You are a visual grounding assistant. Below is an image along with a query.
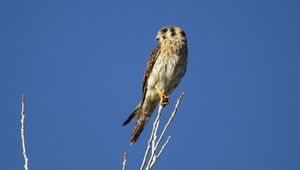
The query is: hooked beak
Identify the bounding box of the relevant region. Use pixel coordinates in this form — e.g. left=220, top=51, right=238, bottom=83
left=156, top=35, right=159, bottom=41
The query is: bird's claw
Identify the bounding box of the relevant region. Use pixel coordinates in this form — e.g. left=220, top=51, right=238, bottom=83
left=155, top=86, right=169, bottom=107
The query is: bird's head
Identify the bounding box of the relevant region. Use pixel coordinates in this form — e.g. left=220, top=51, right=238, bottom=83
left=156, top=26, right=186, bottom=42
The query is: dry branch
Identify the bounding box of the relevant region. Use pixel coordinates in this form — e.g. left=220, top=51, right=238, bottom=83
left=140, top=93, right=184, bottom=170
left=21, top=95, right=29, bottom=170
left=122, top=151, right=127, bottom=170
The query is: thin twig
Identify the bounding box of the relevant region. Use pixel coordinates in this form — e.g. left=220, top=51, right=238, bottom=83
left=157, top=136, right=171, bottom=158
left=141, top=93, right=184, bottom=170
left=148, top=93, right=184, bottom=169
left=140, top=135, right=151, bottom=170
left=146, top=104, right=163, bottom=170
left=155, top=93, right=184, bottom=150
left=122, top=151, right=127, bottom=170
left=21, top=95, right=29, bottom=170
left=140, top=105, right=163, bottom=170
left=150, top=136, right=171, bottom=169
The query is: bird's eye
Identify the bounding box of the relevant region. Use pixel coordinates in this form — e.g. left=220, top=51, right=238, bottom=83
left=170, top=28, right=176, bottom=36
left=162, top=28, right=168, bottom=33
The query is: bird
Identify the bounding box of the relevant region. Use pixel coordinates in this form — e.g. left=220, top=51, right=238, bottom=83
left=123, top=26, right=188, bottom=145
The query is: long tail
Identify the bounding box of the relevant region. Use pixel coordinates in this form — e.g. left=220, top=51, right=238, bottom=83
left=123, top=104, right=141, bottom=126
left=130, top=115, right=149, bottom=145
left=123, top=103, right=149, bottom=144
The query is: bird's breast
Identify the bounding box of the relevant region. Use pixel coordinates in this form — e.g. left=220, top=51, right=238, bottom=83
left=148, top=55, right=182, bottom=92
left=147, top=41, right=187, bottom=95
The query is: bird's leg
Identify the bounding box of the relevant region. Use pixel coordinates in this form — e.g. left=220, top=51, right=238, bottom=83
left=155, top=85, right=169, bottom=107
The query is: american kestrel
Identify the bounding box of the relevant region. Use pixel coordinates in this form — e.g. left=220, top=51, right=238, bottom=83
left=123, top=26, right=188, bottom=144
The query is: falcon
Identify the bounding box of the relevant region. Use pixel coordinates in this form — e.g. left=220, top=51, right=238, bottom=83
left=123, top=26, right=188, bottom=144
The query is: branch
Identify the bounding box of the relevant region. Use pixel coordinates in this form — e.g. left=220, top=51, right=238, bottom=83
left=122, top=151, right=127, bottom=170
left=21, top=95, right=29, bottom=170
left=146, top=105, right=163, bottom=169
left=155, top=93, right=184, bottom=150
left=140, top=92, right=184, bottom=170
left=140, top=104, right=163, bottom=170
left=157, top=136, right=171, bottom=158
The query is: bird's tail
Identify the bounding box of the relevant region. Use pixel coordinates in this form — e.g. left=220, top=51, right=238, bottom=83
left=123, top=104, right=141, bottom=126
left=130, top=115, right=149, bottom=145
left=122, top=102, right=149, bottom=144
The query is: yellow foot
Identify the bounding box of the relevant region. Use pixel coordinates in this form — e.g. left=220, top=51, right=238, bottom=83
left=155, top=86, right=169, bottom=107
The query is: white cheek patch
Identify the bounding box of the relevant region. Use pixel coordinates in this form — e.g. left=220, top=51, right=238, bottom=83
left=166, top=31, right=172, bottom=38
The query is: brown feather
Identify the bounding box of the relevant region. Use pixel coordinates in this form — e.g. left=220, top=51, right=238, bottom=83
left=122, top=106, right=140, bottom=126
left=128, top=45, right=161, bottom=144
left=130, top=115, right=149, bottom=145
left=141, top=44, right=161, bottom=106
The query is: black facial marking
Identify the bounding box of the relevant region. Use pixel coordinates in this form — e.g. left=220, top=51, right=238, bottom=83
left=162, top=28, right=168, bottom=33
left=170, top=27, right=176, bottom=36
left=181, top=30, right=186, bottom=37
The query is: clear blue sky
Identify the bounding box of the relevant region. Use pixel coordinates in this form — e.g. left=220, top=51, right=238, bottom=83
left=1, top=0, right=299, bottom=169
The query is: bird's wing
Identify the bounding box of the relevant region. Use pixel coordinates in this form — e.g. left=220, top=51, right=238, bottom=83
left=141, top=44, right=161, bottom=106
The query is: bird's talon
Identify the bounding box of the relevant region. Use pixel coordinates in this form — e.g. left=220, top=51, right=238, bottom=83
left=155, top=86, right=169, bottom=107
left=161, top=101, right=168, bottom=107
left=161, top=95, right=169, bottom=107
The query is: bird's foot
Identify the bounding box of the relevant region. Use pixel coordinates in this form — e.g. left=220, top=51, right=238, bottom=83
left=161, top=97, right=169, bottom=107
left=155, top=86, right=169, bottom=107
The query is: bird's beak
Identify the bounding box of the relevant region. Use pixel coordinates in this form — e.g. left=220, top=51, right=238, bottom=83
left=156, top=36, right=159, bottom=41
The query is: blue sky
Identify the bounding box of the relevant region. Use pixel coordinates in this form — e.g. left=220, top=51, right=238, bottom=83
left=1, top=0, right=300, bottom=169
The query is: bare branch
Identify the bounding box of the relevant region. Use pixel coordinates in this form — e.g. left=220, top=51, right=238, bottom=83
left=146, top=104, right=163, bottom=170
left=155, top=93, right=184, bottom=150
left=122, top=151, right=127, bottom=170
left=140, top=104, right=163, bottom=170
left=150, top=136, right=171, bottom=169
left=157, top=136, right=171, bottom=158
left=140, top=93, right=184, bottom=170
left=21, top=95, right=29, bottom=170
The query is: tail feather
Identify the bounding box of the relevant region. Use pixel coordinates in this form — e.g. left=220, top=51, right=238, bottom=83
left=123, top=106, right=140, bottom=126
left=130, top=115, right=149, bottom=145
